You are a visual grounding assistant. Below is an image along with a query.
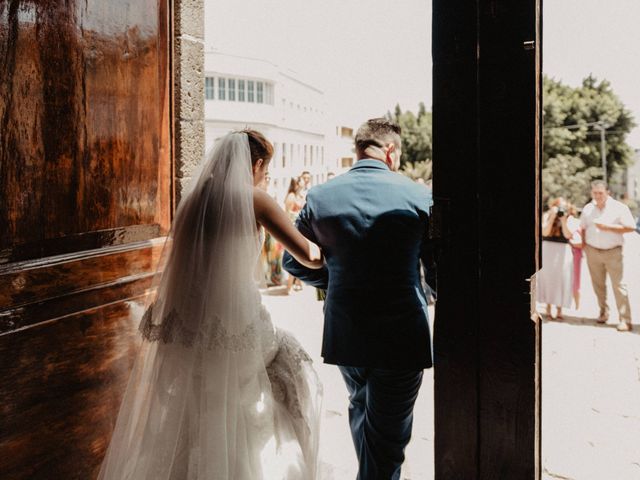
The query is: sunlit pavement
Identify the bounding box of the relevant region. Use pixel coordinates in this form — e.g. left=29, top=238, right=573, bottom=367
left=261, top=286, right=435, bottom=480
left=541, top=232, right=640, bottom=480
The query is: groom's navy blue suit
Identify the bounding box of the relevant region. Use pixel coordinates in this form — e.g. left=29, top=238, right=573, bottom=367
left=283, top=159, right=433, bottom=480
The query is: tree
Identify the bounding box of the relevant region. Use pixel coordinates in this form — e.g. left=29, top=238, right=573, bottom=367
left=387, top=103, right=433, bottom=181
left=543, top=75, right=636, bottom=207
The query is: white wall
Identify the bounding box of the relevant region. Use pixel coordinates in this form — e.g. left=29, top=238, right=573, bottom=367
left=203, top=52, right=355, bottom=204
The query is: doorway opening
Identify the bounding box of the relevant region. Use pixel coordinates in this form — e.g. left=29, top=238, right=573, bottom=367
left=204, top=0, right=435, bottom=477
left=540, top=2, right=640, bottom=479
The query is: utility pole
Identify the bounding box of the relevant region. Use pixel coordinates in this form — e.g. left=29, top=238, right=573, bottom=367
left=547, top=120, right=612, bottom=184
left=594, top=121, right=609, bottom=184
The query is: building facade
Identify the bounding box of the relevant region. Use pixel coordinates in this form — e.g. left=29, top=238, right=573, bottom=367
left=625, top=149, right=640, bottom=215
left=203, top=52, right=354, bottom=203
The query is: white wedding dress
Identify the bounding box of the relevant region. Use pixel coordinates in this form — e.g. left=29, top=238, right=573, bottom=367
left=98, top=133, right=322, bottom=480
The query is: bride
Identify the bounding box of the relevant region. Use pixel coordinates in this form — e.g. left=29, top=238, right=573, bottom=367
left=98, top=130, right=324, bottom=480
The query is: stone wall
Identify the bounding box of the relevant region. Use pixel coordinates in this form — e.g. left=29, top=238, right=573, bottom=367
left=174, top=0, right=205, bottom=202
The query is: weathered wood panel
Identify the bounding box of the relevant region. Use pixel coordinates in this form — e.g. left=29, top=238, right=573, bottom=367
left=0, top=300, right=145, bottom=480
left=433, top=0, right=540, bottom=478
left=0, top=240, right=163, bottom=334
left=0, top=240, right=164, bottom=313
left=0, top=224, right=161, bottom=265
left=0, top=1, right=172, bottom=478
left=0, top=0, right=171, bottom=254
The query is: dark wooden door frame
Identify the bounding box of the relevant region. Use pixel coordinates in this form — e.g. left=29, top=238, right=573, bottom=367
left=432, top=1, right=542, bottom=478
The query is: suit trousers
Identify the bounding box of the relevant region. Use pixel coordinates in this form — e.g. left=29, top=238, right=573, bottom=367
left=584, top=245, right=632, bottom=324
left=338, top=366, right=424, bottom=480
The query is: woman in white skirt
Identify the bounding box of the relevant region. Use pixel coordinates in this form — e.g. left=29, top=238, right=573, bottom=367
left=538, top=197, right=576, bottom=319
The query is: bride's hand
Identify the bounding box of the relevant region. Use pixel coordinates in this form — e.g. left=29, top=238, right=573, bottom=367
left=307, top=240, right=324, bottom=268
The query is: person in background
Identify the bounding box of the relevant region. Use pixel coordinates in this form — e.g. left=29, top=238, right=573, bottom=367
left=567, top=203, right=583, bottom=309
left=259, top=174, right=285, bottom=287
left=285, top=176, right=306, bottom=219
left=538, top=197, right=575, bottom=320
left=284, top=176, right=306, bottom=293
left=580, top=180, right=636, bottom=331
left=300, top=170, right=312, bottom=199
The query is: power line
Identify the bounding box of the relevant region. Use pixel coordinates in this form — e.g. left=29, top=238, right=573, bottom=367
left=543, top=121, right=608, bottom=131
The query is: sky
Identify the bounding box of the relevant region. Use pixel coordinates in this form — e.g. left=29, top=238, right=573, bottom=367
left=206, top=0, right=640, bottom=147
left=544, top=0, right=640, bottom=148
left=205, top=0, right=431, bottom=126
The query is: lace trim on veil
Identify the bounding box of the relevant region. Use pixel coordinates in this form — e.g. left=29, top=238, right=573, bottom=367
left=139, top=303, right=259, bottom=352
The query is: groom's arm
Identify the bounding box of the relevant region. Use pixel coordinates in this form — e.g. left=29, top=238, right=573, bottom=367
left=283, top=202, right=329, bottom=289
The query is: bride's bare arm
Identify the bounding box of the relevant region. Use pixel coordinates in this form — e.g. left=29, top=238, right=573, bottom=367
left=254, top=188, right=323, bottom=269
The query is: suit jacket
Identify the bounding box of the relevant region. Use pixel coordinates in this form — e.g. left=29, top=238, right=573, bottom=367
left=283, top=159, right=433, bottom=369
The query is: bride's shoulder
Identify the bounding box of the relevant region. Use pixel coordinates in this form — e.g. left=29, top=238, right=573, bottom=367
left=253, top=187, right=278, bottom=214
left=253, top=186, right=271, bottom=204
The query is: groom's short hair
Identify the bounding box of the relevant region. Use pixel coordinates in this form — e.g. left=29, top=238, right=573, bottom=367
left=355, top=118, right=402, bottom=156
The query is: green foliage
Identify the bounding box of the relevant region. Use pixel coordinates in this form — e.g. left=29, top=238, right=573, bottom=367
left=387, top=102, right=433, bottom=181
left=543, top=75, right=636, bottom=206
left=541, top=155, right=600, bottom=207
left=401, top=159, right=432, bottom=182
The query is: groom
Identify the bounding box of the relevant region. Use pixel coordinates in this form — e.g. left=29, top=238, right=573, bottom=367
left=283, top=118, right=433, bottom=480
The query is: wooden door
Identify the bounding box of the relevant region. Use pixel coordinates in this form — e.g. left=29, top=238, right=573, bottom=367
left=0, top=1, right=171, bottom=478
left=432, top=1, right=542, bottom=478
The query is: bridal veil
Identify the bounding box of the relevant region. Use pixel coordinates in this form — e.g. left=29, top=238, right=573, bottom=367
left=98, top=132, right=320, bottom=480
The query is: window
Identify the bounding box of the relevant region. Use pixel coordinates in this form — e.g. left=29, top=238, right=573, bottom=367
left=218, top=77, right=226, bottom=100
left=228, top=79, right=236, bottom=101
left=205, top=77, right=215, bottom=100
left=238, top=80, right=245, bottom=101
left=282, top=143, right=286, bottom=168
left=248, top=81, right=255, bottom=102
left=257, top=82, right=264, bottom=104
left=340, top=127, right=354, bottom=138
left=310, top=146, right=314, bottom=166
left=341, top=157, right=354, bottom=168
left=266, top=84, right=274, bottom=104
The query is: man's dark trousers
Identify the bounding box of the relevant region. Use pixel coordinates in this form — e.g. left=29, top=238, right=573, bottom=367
left=339, top=366, right=424, bottom=480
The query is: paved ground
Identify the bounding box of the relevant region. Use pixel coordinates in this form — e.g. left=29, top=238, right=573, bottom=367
left=541, top=232, right=640, bottom=480
left=261, top=287, right=434, bottom=480
left=261, top=232, right=640, bottom=480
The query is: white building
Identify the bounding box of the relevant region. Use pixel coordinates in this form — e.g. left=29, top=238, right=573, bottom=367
left=203, top=52, right=355, bottom=204
left=625, top=149, right=640, bottom=215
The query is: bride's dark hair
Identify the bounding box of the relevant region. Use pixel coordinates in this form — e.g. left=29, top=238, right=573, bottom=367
left=240, top=128, right=274, bottom=165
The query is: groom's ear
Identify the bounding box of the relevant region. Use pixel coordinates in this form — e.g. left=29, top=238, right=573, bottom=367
left=384, top=144, right=396, bottom=169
